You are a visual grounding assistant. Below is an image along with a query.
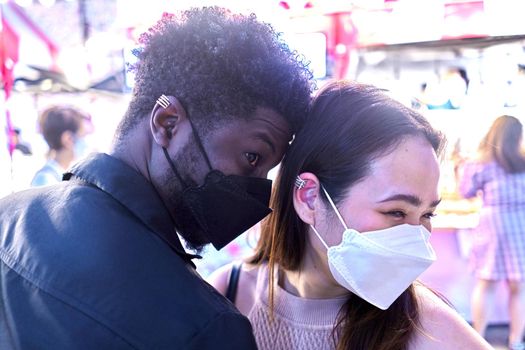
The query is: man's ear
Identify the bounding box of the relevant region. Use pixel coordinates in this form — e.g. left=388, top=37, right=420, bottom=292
left=150, top=96, right=188, bottom=148
left=292, top=172, right=321, bottom=226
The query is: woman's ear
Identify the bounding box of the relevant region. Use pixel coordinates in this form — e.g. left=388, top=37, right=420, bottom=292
left=150, top=95, right=188, bottom=148
left=292, top=172, right=321, bottom=225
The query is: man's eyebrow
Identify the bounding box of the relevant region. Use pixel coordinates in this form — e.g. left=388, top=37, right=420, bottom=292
left=254, top=132, right=276, bottom=153
left=377, top=194, right=442, bottom=208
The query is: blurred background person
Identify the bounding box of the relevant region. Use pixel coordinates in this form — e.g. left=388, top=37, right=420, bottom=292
left=419, top=66, right=469, bottom=110
left=31, top=105, right=91, bottom=187
left=458, top=115, right=525, bottom=350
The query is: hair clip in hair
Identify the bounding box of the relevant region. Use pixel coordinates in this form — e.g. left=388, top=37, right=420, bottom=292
left=295, top=176, right=307, bottom=189
left=156, top=94, right=171, bottom=109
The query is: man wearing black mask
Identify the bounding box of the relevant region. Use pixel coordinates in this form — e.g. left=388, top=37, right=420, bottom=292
left=0, top=7, right=312, bottom=349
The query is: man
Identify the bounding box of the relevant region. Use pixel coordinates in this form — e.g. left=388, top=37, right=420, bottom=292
left=31, top=105, right=90, bottom=187
left=0, top=7, right=312, bottom=349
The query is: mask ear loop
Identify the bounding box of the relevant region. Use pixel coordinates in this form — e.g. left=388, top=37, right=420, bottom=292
left=155, top=95, right=191, bottom=188
left=310, top=224, right=329, bottom=250
left=295, top=176, right=340, bottom=250
left=156, top=94, right=213, bottom=174
left=320, top=186, right=349, bottom=230
left=186, top=118, right=213, bottom=172
left=162, top=147, right=187, bottom=187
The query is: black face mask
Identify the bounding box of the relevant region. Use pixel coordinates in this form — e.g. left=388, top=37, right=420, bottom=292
left=162, top=127, right=272, bottom=250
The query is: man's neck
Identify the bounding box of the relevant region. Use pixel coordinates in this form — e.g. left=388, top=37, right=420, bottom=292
left=110, top=123, right=152, bottom=182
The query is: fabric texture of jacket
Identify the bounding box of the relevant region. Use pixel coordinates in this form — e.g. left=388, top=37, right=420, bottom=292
left=0, top=153, right=257, bottom=349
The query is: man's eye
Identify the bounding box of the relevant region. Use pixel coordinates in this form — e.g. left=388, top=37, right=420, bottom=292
left=245, top=152, right=260, bottom=167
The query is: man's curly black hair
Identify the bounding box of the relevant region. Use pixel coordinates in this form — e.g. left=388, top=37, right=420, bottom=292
left=116, top=6, right=313, bottom=138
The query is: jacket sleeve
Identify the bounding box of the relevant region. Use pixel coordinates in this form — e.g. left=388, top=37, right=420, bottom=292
left=187, top=311, right=258, bottom=350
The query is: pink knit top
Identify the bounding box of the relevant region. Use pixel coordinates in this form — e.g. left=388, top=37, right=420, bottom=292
left=248, top=264, right=347, bottom=350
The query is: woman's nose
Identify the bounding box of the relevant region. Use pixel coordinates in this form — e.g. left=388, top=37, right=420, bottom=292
left=406, top=216, right=421, bottom=226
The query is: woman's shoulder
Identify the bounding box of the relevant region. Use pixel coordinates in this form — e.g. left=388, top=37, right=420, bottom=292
left=409, top=284, right=492, bottom=350
left=207, top=261, right=265, bottom=315
left=207, top=261, right=262, bottom=292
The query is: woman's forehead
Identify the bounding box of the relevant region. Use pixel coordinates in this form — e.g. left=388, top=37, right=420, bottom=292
left=349, top=137, right=440, bottom=204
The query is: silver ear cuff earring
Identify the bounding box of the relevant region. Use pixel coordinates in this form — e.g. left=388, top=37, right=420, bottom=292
left=156, top=94, right=171, bottom=109
left=295, top=176, right=306, bottom=189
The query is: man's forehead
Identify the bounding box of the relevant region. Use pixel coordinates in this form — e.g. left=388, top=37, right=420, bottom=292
left=248, top=107, right=292, bottom=139
left=209, top=107, right=292, bottom=148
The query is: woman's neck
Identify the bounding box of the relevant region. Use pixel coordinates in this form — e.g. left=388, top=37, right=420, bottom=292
left=280, top=245, right=349, bottom=299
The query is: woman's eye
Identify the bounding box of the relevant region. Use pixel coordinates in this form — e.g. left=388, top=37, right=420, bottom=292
left=244, top=152, right=260, bottom=167
left=423, top=212, right=437, bottom=220
left=386, top=210, right=407, bottom=219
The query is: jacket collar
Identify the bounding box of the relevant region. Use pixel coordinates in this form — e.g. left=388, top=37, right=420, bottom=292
left=64, top=153, right=199, bottom=266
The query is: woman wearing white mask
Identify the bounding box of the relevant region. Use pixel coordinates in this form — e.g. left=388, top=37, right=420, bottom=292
left=209, top=81, right=491, bottom=349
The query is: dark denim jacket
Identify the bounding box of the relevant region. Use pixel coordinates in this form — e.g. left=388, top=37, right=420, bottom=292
left=0, top=153, right=257, bottom=349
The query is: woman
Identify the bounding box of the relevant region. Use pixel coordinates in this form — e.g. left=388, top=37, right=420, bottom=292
left=459, top=115, right=525, bottom=350
left=210, top=81, right=491, bottom=349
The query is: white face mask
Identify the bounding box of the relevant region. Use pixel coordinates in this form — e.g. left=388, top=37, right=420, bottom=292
left=311, top=186, right=436, bottom=310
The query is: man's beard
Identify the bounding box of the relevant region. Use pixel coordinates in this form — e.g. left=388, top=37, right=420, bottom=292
left=163, top=139, right=210, bottom=253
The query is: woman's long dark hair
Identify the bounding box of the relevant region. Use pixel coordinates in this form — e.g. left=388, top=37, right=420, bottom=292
left=478, top=115, right=525, bottom=173
left=250, top=81, right=445, bottom=350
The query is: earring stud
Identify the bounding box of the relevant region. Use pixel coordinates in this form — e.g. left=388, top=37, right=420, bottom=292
left=295, top=176, right=306, bottom=189
left=156, top=94, right=170, bottom=109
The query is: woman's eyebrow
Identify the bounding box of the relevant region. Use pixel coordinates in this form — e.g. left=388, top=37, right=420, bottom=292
left=377, top=194, right=442, bottom=207
left=430, top=198, right=442, bottom=207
